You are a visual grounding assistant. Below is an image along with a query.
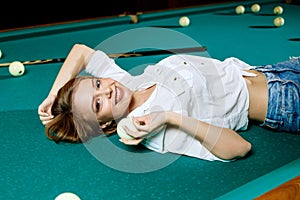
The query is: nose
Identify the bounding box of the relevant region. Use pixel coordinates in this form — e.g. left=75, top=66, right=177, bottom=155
left=95, top=87, right=112, bottom=98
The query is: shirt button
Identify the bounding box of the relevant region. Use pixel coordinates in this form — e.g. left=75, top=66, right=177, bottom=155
left=173, top=76, right=180, bottom=81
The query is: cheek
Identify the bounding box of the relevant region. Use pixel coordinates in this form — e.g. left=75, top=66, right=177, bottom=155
left=111, top=105, right=126, bottom=119
left=98, top=97, right=129, bottom=121
left=97, top=101, right=114, bottom=121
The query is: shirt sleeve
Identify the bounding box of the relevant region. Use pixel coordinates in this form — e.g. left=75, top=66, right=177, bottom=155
left=85, top=50, right=132, bottom=81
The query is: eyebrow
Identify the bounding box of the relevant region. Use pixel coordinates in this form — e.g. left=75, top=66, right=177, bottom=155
left=91, top=78, right=96, bottom=113
left=91, top=77, right=95, bottom=88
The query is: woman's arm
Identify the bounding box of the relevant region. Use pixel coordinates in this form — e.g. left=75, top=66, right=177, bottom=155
left=166, top=112, right=252, bottom=160
left=47, top=44, right=95, bottom=96
left=38, top=44, right=95, bottom=124
left=122, top=111, right=252, bottom=160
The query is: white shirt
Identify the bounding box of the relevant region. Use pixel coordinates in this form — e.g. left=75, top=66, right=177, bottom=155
left=85, top=51, right=256, bottom=161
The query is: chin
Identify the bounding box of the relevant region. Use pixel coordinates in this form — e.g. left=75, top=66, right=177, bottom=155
left=113, top=100, right=131, bottom=120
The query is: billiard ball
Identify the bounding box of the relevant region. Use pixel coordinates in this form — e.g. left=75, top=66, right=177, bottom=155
left=0, top=49, right=2, bottom=59
left=274, top=16, right=285, bottom=27
left=55, top=192, right=81, bottom=200
left=235, top=5, right=245, bottom=14
left=8, top=61, right=25, bottom=76
left=251, top=4, right=261, bottom=13
left=274, top=6, right=284, bottom=15
left=179, top=16, right=190, bottom=27
left=117, top=117, right=136, bottom=140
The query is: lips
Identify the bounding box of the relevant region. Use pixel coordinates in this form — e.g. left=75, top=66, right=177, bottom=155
left=115, top=85, right=122, bottom=105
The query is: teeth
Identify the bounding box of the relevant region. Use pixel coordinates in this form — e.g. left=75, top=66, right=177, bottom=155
left=115, top=86, right=120, bottom=104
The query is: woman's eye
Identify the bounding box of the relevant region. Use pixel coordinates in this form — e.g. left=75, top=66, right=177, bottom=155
left=96, top=79, right=101, bottom=88
left=95, top=99, right=101, bottom=112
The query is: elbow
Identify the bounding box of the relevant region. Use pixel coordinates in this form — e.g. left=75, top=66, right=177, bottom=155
left=237, top=140, right=252, bottom=158
left=72, top=44, right=91, bottom=53
left=73, top=43, right=86, bottom=48
left=221, top=141, right=252, bottom=161
left=72, top=43, right=84, bottom=50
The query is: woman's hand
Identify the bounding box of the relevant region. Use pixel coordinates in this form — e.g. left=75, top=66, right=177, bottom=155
left=38, top=94, right=56, bottom=125
left=120, top=111, right=168, bottom=145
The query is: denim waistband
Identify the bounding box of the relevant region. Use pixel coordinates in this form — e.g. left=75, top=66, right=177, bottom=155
left=254, top=56, right=300, bottom=134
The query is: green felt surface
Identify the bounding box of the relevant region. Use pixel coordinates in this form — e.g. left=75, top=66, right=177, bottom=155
left=1, top=110, right=300, bottom=199
left=1, top=0, right=300, bottom=199
left=217, top=158, right=300, bottom=199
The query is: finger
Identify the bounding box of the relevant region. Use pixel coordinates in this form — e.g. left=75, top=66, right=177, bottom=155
left=132, top=121, right=150, bottom=132
left=38, top=112, right=50, bottom=117
left=39, top=114, right=54, bottom=119
left=131, top=118, right=150, bottom=132
left=40, top=115, right=54, bottom=122
left=38, top=107, right=48, bottom=114
left=119, top=138, right=143, bottom=145
left=132, top=116, right=147, bottom=126
left=41, top=118, right=54, bottom=125
left=38, top=108, right=53, bottom=116
left=42, top=120, right=50, bottom=125
left=124, top=126, right=148, bottom=138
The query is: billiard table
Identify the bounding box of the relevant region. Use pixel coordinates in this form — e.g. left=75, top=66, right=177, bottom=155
left=1, top=0, right=299, bottom=199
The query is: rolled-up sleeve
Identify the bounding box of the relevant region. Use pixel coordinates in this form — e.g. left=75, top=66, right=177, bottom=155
left=85, top=50, right=131, bottom=82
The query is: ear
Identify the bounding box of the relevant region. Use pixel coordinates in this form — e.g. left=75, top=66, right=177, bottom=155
left=99, top=121, right=112, bottom=129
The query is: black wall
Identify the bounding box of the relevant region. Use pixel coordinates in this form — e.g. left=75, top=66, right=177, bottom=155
left=1, top=0, right=292, bottom=31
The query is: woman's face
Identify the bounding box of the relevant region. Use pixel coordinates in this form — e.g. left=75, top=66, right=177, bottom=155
left=72, top=77, right=133, bottom=123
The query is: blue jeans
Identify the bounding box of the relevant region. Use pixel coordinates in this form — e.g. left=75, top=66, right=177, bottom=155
left=254, top=56, right=300, bottom=134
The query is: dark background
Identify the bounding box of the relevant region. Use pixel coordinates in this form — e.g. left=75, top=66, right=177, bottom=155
left=1, top=0, right=297, bottom=31
left=0, top=0, right=242, bottom=31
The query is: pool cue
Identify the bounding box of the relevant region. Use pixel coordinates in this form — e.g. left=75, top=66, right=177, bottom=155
left=0, top=46, right=206, bottom=67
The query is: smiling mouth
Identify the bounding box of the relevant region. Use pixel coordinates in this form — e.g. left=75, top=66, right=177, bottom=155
left=115, top=86, right=121, bottom=105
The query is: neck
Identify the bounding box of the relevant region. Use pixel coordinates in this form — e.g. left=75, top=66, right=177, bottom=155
left=129, top=84, right=156, bottom=112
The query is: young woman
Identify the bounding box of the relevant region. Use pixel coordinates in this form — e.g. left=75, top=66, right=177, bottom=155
left=38, top=44, right=300, bottom=162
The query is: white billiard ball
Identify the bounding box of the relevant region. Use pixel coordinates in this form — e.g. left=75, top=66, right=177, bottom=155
left=274, top=16, right=285, bottom=27
left=179, top=16, right=190, bottom=27
left=274, top=6, right=284, bottom=15
left=251, top=4, right=261, bottom=13
left=55, top=192, right=81, bottom=200
left=117, top=117, right=136, bottom=140
left=235, top=5, right=245, bottom=14
left=8, top=61, right=25, bottom=77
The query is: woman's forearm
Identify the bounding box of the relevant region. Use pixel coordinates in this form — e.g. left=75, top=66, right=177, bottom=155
left=48, top=44, right=95, bottom=96
left=166, top=111, right=251, bottom=160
